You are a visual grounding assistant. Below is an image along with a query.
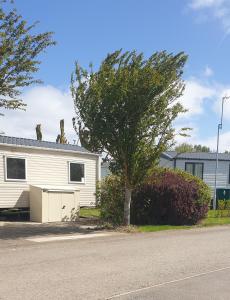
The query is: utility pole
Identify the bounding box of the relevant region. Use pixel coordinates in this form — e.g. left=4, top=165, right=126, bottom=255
left=213, top=96, right=230, bottom=210
left=0, top=112, right=5, bottom=135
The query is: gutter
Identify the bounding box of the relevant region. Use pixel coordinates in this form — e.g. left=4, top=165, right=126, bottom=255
left=0, top=142, right=100, bottom=158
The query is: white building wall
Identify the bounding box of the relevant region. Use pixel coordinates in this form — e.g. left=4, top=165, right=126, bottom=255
left=0, top=145, right=99, bottom=208
left=101, top=162, right=111, bottom=178
left=159, top=157, right=174, bottom=168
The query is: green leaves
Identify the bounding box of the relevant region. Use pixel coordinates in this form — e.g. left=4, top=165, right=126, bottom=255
left=71, top=49, right=188, bottom=187
left=0, top=3, right=55, bottom=109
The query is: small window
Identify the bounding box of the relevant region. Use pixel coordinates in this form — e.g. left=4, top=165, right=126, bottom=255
left=69, top=162, right=85, bottom=183
left=185, top=162, right=203, bottom=179
left=5, top=157, right=26, bottom=181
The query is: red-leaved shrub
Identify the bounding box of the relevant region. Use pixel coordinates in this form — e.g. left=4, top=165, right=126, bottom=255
left=131, top=169, right=211, bottom=225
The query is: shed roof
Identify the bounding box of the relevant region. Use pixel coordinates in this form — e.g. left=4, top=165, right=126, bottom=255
left=164, top=151, right=230, bottom=161
left=0, top=135, right=96, bottom=155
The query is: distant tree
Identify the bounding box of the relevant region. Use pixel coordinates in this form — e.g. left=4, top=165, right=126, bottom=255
left=175, top=143, right=194, bottom=153
left=0, top=2, right=55, bottom=110
left=36, top=124, right=42, bottom=141
left=71, top=49, right=188, bottom=225
left=175, top=143, right=210, bottom=153
left=193, top=144, right=210, bottom=152
left=56, top=119, right=68, bottom=144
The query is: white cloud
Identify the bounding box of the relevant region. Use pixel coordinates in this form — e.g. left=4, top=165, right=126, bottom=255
left=175, top=130, right=227, bottom=152
left=189, top=0, right=230, bottom=34
left=194, top=131, right=230, bottom=152
left=190, top=0, right=224, bottom=10
left=175, top=78, right=230, bottom=151
left=0, top=85, right=78, bottom=143
left=179, top=79, right=216, bottom=117
left=1, top=80, right=229, bottom=152
left=204, top=66, right=214, bottom=77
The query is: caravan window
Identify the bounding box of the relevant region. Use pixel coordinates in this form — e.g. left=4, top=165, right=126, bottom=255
left=185, top=162, right=203, bottom=179
left=5, top=157, right=26, bottom=181
left=69, top=162, right=85, bottom=183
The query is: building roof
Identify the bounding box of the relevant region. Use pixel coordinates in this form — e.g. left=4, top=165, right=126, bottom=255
left=163, top=151, right=230, bottom=161
left=0, top=135, right=96, bottom=155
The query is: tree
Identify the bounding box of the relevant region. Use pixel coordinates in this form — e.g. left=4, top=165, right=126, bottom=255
left=175, top=143, right=194, bottom=153
left=0, top=2, right=55, bottom=110
left=193, top=144, right=210, bottom=152
left=175, top=143, right=210, bottom=153
left=71, top=49, right=188, bottom=225
left=56, top=119, right=68, bottom=144
left=36, top=124, right=42, bottom=141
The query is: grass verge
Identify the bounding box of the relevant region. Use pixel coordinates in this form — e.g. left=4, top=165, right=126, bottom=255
left=79, top=208, right=230, bottom=231
left=137, top=225, right=191, bottom=232
left=78, top=208, right=230, bottom=232
left=80, top=207, right=100, bottom=218
left=201, top=210, right=230, bottom=226
left=138, top=210, right=230, bottom=232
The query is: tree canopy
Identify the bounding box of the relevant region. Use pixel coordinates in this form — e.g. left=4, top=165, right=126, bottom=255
left=71, top=49, right=188, bottom=225
left=0, top=2, right=55, bottom=110
left=175, top=143, right=210, bottom=153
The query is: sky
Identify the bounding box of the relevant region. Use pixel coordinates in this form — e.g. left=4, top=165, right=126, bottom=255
left=1, top=0, right=230, bottom=151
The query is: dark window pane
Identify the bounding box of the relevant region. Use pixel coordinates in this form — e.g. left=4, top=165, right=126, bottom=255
left=70, top=163, right=84, bottom=182
left=7, top=158, right=26, bottom=180
left=194, top=164, right=203, bottom=179
left=185, top=162, right=203, bottom=179
left=185, top=163, right=193, bottom=174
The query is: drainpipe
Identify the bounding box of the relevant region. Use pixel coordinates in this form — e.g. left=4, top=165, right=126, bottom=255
left=173, top=158, right=177, bottom=169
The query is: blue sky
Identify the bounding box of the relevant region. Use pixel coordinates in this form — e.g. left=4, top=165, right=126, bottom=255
left=2, top=0, right=230, bottom=151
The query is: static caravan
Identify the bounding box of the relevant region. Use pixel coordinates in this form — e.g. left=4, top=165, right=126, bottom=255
left=101, top=151, right=230, bottom=202
left=0, top=135, right=100, bottom=220
left=160, top=151, right=230, bottom=200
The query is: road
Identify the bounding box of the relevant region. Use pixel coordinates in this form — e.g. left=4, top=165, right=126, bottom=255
left=0, top=225, right=230, bottom=299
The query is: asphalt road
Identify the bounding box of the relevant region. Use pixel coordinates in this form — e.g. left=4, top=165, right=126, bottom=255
left=1, top=226, right=230, bottom=299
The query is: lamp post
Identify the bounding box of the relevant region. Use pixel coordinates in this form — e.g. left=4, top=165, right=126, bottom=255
left=213, top=96, right=230, bottom=210
left=0, top=113, right=4, bottom=135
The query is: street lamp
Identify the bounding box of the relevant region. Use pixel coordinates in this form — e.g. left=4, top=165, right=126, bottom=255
left=213, top=95, right=230, bottom=210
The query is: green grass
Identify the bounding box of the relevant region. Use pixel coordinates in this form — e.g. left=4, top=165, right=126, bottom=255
left=200, top=210, right=230, bottom=226
left=137, top=210, right=230, bottom=232
left=78, top=208, right=230, bottom=231
left=79, top=207, right=100, bottom=218
left=137, top=225, right=191, bottom=232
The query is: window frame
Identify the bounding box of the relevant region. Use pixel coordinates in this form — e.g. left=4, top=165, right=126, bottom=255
left=68, top=161, right=85, bottom=184
left=185, top=162, right=204, bottom=179
left=4, top=155, right=27, bottom=182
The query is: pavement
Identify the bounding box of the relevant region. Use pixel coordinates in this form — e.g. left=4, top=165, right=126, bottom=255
left=0, top=224, right=230, bottom=299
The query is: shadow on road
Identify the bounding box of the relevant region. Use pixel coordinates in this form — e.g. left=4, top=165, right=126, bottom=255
left=0, top=218, right=102, bottom=240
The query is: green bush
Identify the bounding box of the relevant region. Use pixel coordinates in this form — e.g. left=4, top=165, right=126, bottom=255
left=97, top=175, right=124, bottom=225
left=218, top=200, right=226, bottom=210
left=97, top=168, right=211, bottom=226
left=217, top=200, right=230, bottom=217
left=131, top=168, right=211, bottom=225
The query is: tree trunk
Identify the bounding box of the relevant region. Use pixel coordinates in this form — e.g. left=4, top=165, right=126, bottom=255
left=124, top=187, right=132, bottom=226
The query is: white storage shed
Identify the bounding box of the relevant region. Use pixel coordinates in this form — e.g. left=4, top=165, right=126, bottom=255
left=30, top=185, right=80, bottom=223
